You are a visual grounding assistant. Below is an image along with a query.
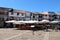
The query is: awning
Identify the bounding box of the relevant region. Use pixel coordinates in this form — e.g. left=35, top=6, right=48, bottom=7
left=50, top=21, right=60, bottom=23
left=13, top=21, right=38, bottom=24
left=13, top=21, right=25, bottom=24
left=5, top=20, right=16, bottom=23
left=38, top=20, right=50, bottom=23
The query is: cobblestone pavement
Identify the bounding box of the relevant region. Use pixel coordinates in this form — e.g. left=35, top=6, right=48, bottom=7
left=0, top=28, right=60, bottom=40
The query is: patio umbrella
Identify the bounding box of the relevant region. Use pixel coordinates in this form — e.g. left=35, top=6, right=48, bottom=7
left=13, top=20, right=38, bottom=24
left=50, top=21, right=60, bottom=24
left=5, top=20, right=16, bottom=23
left=24, top=21, right=38, bottom=24
left=13, top=21, right=25, bottom=24
left=39, top=20, right=50, bottom=23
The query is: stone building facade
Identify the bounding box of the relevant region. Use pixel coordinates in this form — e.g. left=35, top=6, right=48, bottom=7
left=0, top=7, right=60, bottom=27
left=0, top=7, right=13, bottom=27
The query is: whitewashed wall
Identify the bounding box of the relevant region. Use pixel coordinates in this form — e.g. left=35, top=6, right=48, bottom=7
left=9, top=12, right=17, bottom=17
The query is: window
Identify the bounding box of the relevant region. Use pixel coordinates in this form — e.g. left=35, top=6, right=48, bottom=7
left=11, top=12, right=13, bottom=15
left=0, top=18, right=2, bottom=21
left=30, top=12, right=32, bottom=16
left=33, top=16, right=35, bottom=18
left=22, top=13, right=24, bottom=16
left=5, top=12, right=8, bottom=15
left=10, top=17, right=14, bottom=20
left=59, top=16, right=60, bottom=19
left=39, top=15, right=42, bottom=18
left=17, top=13, right=19, bottom=15
left=38, top=19, right=41, bottom=21
left=9, top=9, right=13, bottom=12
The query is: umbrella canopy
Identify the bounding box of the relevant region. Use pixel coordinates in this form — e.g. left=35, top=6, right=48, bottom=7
left=13, top=21, right=25, bottom=24
left=24, top=21, right=38, bottom=23
left=13, top=20, right=38, bottom=24
left=31, top=25, right=35, bottom=27
left=5, top=20, right=16, bottom=23
left=39, top=20, right=50, bottom=23
left=50, top=21, right=60, bottom=23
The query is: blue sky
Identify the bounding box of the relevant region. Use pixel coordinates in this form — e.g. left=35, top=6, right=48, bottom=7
left=0, top=0, right=60, bottom=12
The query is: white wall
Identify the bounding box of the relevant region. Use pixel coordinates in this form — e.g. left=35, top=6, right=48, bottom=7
left=9, top=12, right=25, bottom=17
left=9, top=12, right=17, bottom=17
left=18, top=13, right=25, bottom=17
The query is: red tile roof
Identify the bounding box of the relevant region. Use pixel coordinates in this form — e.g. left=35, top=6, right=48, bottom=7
left=0, top=7, right=11, bottom=11
left=13, top=10, right=29, bottom=13
left=57, top=13, right=60, bottom=16
left=41, top=12, right=48, bottom=15
left=32, top=12, right=41, bottom=14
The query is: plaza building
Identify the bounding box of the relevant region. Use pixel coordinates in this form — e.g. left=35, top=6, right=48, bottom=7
left=0, top=7, right=60, bottom=28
